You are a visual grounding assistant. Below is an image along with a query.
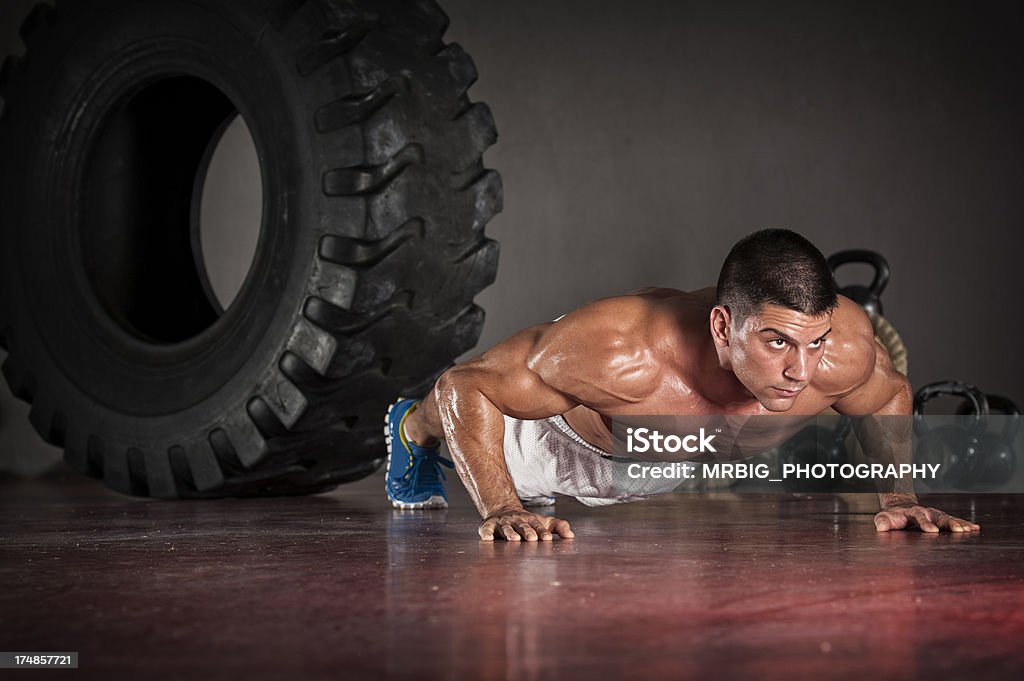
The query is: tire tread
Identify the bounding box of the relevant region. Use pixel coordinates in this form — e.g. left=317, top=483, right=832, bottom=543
left=1, top=0, right=501, bottom=499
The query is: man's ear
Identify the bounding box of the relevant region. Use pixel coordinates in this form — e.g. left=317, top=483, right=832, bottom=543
left=710, top=305, right=732, bottom=347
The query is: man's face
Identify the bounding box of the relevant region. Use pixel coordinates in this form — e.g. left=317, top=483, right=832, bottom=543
left=720, top=303, right=833, bottom=412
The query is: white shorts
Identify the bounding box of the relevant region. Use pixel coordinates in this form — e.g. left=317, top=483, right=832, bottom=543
left=502, top=413, right=680, bottom=507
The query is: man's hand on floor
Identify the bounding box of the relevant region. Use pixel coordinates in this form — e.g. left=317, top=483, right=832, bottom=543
left=479, top=509, right=575, bottom=541
left=874, top=503, right=981, bottom=533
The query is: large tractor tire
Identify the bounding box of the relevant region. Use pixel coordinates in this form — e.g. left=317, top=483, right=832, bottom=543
left=0, top=0, right=502, bottom=497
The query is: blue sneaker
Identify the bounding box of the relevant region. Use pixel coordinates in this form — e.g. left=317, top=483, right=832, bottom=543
left=385, top=398, right=454, bottom=509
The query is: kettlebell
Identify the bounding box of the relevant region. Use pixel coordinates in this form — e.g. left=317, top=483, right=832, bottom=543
left=827, top=250, right=890, bottom=317
left=955, top=394, right=1020, bottom=490
left=913, top=381, right=990, bottom=491
left=780, top=416, right=852, bottom=492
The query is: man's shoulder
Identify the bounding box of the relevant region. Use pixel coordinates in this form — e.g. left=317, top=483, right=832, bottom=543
left=813, top=296, right=879, bottom=397
left=536, top=291, right=692, bottom=404
left=547, top=295, right=657, bottom=359
left=826, top=298, right=911, bottom=414
left=555, top=287, right=709, bottom=341
left=625, top=286, right=692, bottom=300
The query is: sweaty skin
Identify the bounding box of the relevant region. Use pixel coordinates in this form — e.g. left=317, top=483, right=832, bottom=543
left=404, top=287, right=980, bottom=541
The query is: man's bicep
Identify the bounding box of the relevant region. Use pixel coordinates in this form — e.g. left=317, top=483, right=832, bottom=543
left=832, top=342, right=911, bottom=416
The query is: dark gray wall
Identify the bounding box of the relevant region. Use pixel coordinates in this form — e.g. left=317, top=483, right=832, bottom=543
left=2, top=0, right=1023, bottom=474
left=446, top=0, right=1024, bottom=393
left=452, top=0, right=1024, bottom=382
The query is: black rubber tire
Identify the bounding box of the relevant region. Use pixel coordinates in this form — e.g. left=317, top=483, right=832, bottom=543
left=0, top=0, right=501, bottom=498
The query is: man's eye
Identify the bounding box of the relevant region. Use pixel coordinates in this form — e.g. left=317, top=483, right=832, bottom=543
left=809, top=338, right=823, bottom=348
left=768, top=339, right=787, bottom=349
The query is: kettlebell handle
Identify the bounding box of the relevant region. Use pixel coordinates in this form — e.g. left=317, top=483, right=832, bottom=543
left=833, top=415, right=853, bottom=442
left=826, top=250, right=890, bottom=297
left=986, top=395, right=1021, bottom=440
left=913, top=381, right=989, bottom=435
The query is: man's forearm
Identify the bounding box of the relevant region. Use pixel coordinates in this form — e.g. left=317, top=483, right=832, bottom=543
left=433, top=370, right=524, bottom=518
left=851, top=390, right=918, bottom=508
left=837, top=361, right=980, bottom=532
left=859, top=417, right=916, bottom=505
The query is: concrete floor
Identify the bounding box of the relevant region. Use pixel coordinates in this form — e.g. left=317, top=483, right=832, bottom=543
left=1, top=463, right=1022, bottom=680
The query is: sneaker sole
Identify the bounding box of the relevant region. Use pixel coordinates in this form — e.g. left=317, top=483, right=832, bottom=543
left=384, top=398, right=448, bottom=510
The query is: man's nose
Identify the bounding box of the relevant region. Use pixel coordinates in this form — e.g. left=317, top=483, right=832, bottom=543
left=783, top=351, right=811, bottom=383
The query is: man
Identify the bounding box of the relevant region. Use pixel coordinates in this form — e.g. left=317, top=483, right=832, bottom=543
left=383, top=229, right=981, bottom=540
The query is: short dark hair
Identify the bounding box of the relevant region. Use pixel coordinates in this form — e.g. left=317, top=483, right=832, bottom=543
left=716, top=228, right=838, bottom=321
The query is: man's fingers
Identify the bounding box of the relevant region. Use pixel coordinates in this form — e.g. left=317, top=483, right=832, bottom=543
left=923, top=508, right=981, bottom=533
left=941, top=512, right=980, bottom=532
left=874, top=511, right=907, bottom=532
left=478, top=519, right=498, bottom=541
left=478, top=512, right=575, bottom=541
left=478, top=519, right=528, bottom=542
left=876, top=506, right=982, bottom=534
left=891, top=507, right=977, bottom=533
left=516, top=522, right=539, bottom=542
left=528, top=518, right=553, bottom=541
left=907, top=507, right=939, bottom=532
left=547, top=517, right=575, bottom=538
left=929, top=510, right=955, bottom=531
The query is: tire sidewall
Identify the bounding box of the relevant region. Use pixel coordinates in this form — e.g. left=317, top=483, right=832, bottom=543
left=2, top=0, right=320, bottom=445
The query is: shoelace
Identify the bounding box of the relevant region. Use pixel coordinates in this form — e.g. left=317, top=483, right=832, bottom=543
left=405, top=448, right=455, bottom=492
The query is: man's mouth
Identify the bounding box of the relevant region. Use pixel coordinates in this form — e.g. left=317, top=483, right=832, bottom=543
left=771, top=386, right=803, bottom=398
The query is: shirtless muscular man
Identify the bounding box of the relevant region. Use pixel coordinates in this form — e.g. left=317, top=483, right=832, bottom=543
left=383, top=229, right=980, bottom=540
